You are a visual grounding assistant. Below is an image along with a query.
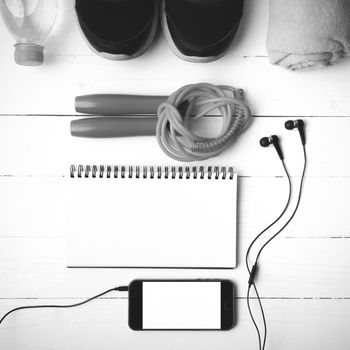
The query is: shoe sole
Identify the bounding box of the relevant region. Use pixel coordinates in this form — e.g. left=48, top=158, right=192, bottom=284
left=160, top=0, right=225, bottom=63
left=74, top=0, right=160, bottom=61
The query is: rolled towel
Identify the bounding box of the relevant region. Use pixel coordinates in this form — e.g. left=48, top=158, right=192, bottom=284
left=267, top=0, right=350, bottom=70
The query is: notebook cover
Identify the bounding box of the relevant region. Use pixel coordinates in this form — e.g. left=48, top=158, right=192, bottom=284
left=66, top=166, right=237, bottom=269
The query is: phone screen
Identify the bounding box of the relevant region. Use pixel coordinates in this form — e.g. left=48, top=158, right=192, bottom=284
left=129, top=280, right=234, bottom=330
left=143, top=281, right=221, bottom=329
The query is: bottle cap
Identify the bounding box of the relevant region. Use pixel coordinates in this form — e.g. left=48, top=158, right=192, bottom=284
left=14, top=43, right=44, bottom=66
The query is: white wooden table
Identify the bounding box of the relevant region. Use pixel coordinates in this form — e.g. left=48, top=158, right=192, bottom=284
left=1, top=0, right=350, bottom=349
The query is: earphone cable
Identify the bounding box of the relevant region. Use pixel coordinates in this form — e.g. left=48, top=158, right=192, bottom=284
left=255, top=145, right=307, bottom=263
left=253, top=282, right=267, bottom=350
left=0, top=286, right=129, bottom=327
left=246, top=159, right=291, bottom=350
left=247, top=285, right=262, bottom=350
left=247, top=144, right=307, bottom=350
left=255, top=145, right=306, bottom=350
left=245, top=159, right=292, bottom=274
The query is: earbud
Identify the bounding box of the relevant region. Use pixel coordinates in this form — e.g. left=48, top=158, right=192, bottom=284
left=260, top=135, right=284, bottom=160
left=285, top=119, right=306, bottom=145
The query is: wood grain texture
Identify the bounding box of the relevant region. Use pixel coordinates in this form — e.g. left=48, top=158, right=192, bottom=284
left=0, top=0, right=350, bottom=116
left=0, top=236, right=349, bottom=298
left=0, top=176, right=348, bottom=239
left=1, top=299, right=350, bottom=350
left=0, top=116, right=348, bottom=177
left=0, top=0, right=349, bottom=349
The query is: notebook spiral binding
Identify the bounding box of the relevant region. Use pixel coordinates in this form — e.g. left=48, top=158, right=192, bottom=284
left=70, top=165, right=235, bottom=180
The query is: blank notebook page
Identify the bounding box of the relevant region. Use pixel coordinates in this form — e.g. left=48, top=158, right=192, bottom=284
left=66, top=166, right=237, bottom=269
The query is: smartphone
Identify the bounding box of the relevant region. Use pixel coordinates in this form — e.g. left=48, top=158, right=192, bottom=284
left=128, top=279, right=235, bottom=331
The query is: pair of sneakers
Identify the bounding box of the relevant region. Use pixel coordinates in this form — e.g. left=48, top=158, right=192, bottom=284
left=75, top=0, right=244, bottom=63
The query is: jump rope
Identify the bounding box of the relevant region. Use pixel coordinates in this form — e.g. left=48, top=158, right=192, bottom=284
left=0, top=85, right=307, bottom=350
left=156, top=83, right=251, bottom=161
left=72, top=83, right=253, bottom=162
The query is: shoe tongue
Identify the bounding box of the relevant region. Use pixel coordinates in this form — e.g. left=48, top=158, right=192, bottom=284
left=97, top=0, right=142, bottom=4
left=185, top=0, right=227, bottom=6
left=77, top=0, right=153, bottom=40
left=98, top=0, right=128, bottom=2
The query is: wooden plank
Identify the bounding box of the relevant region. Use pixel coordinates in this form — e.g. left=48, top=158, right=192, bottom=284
left=1, top=56, right=350, bottom=116
left=0, top=236, right=349, bottom=298
left=0, top=176, right=348, bottom=239
left=0, top=116, right=348, bottom=177
left=0, top=0, right=348, bottom=349
left=1, top=1, right=350, bottom=116
left=0, top=298, right=349, bottom=350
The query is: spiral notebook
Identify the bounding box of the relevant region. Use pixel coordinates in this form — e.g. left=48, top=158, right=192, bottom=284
left=66, top=165, right=237, bottom=269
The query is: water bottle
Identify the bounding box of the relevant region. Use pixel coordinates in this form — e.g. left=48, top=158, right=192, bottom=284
left=0, top=0, right=57, bottom=66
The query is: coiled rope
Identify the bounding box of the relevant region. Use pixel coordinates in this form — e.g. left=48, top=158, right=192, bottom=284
left=156, top=83, right=252, bottom=162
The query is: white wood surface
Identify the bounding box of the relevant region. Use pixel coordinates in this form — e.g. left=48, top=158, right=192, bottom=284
left=1, top=0, right=350, bottom=349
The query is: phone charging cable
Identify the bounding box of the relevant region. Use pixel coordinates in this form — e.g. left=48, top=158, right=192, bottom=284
left=0, top=286, right=129, bottom=327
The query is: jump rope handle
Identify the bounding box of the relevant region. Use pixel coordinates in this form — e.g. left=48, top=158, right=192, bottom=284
left=71, top=117, right=158, bottom=138
left=75, top=94, right=168, bottom=115
left=72, top=95, right=190, bottom=138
